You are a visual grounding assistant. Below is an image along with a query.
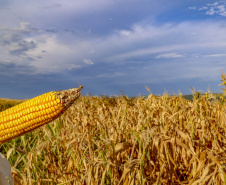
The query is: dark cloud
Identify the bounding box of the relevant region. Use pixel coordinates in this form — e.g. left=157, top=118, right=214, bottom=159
left=10, top=40, right=36, bottom=55
left=0, top=23, right=39, bottom=55
left=0, top=61, right=35, bottom=75
left=45, top=28, right=57, bottom=33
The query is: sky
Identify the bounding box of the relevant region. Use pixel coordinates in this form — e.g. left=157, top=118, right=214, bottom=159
left=0, top=0, right=226, bottom=98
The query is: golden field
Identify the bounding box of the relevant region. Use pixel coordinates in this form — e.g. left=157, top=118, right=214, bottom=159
left=0, top=73, right=226, bottom=185
left=0, top=91, right=225, bottom=184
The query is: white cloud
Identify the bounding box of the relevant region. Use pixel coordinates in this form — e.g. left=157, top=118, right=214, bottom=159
left=196, top=1, right=226, bottom=17
left=198, top=6, right=208, bottom=11
left=208, top=2, right=219, bottom=6
left=188, top=6, right=196, bottom=10
left=206, top=7, right=216, bottom=15
left=119, top=30, right=131, bottom=36
left=25, top=34, right=85, bottom=73
left=109, top=21, right=226, bottom=62
left=83, top=59, right=94, bottom=65
left=155, top=53, right=183, bottom=59
left=205, top=53, right=226, bottom=57
left=218, top=5, right=226, bottom=16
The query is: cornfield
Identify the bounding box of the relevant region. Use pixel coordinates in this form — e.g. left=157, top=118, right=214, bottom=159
left=0, top=75, right=226, bottom=184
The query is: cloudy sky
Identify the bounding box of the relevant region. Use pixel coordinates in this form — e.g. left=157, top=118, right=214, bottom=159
left=1, top=0, right=226, bottom=98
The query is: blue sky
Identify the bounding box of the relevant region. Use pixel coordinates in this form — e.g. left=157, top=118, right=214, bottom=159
left=0, top=0, right=226, bottom=98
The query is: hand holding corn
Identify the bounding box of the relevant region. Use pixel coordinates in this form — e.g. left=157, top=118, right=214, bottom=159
left=0, top=85, right=83, bottom=144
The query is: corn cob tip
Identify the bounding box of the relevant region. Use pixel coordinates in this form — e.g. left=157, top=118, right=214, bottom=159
left=55, top=85, right=83, bottom=109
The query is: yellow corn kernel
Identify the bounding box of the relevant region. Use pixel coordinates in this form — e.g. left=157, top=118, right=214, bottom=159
left=0, top=85, right=83, bottom=144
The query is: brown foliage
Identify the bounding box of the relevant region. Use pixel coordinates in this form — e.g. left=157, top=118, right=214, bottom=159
left=7, top=92, right=226, bottom=185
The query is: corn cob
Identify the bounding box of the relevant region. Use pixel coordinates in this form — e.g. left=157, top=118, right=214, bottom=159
left=0, top=85, right=83, bottom=144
